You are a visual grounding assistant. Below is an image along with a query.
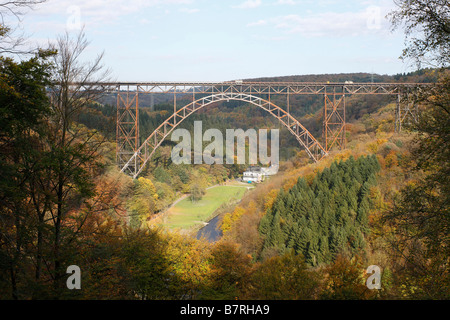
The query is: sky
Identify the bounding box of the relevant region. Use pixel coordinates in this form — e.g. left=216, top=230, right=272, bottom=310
left=12, top=0, right=412, bottom=81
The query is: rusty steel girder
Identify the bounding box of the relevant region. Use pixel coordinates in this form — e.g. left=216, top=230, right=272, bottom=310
left=109, top=81, right=433, bottom=178
left=120, top=92, right=327, bottom=178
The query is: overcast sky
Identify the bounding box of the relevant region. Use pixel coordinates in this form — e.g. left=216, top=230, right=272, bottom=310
left=17, top=0, right=411, bottom=81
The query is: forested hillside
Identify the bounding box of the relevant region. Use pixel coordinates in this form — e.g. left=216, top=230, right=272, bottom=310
left=30, top=63, right=445, bottom=300
left=1, top=0, right=448, bottom=302
left=259, top=155, right=380, bottom=266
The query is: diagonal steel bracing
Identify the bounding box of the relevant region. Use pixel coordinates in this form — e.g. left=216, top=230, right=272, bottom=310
left=323, top=93, right=346, bottom=152
left=107, top=81, right=434, bottom=178
left=120, top=92, right=327, bottom=178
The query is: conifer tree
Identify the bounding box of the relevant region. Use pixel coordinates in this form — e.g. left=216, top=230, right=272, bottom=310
left=259, top=155, right=380, bottom=265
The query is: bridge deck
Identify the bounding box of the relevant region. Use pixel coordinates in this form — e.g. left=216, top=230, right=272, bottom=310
left=79, top=81, right=434, bottom=95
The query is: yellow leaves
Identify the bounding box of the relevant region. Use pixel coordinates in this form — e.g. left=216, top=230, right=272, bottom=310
left=371, top=139, right=386, bottom=153
left=220, top=213, right=233, bottom=234
left=376, top=121, right=392, bottom=136
left=221, top=206, right=246, bottom=234
left=367, top=138, right=387, bottom=154
left=334, top=149, right=352, bottom=161
left=399, top=277, right=421, bottom=298
left=137, top=177, right=158, bottom=200
left=321, top=254, right=377, bottom=300
left=164, top=232, right=212, bottom=287
left=283, top=177, right=297, bottom=191
left=304, top=173, right=316, bottom=185
left=128, top=177, right=160, bottom=226
left=263, top=189, right=278, bottom=212
left=427, top=94, right=438, bottom=103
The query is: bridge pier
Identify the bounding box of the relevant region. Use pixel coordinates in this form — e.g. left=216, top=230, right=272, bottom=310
left=395, top=90, right=420, bottom=133
left=323, top=92, right=346, bottom=152
left=116, top=88, right=140, bottom=176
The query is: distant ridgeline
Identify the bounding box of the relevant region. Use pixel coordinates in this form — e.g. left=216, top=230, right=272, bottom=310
left=259, top=155, right=381, bottom=266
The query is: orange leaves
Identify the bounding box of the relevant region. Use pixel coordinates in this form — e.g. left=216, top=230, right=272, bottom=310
left=263, top=189, right=278, bottom=213
left=321, top=254, right=377, bottom=300
left=385, top=150, right=399, bottom=169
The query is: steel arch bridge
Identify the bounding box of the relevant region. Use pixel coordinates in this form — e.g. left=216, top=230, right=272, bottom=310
left=122, top=92, right=327, bottom=178
left=79, top=81, right=433, bottom=178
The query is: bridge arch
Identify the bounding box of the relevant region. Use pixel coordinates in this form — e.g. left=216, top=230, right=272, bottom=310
left=121, top=92, right=327, bottom=178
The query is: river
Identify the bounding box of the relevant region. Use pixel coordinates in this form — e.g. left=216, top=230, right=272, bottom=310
left=196, top=214, right=223, bottom=242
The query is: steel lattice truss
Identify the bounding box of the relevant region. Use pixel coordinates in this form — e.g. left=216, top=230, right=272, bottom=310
left=81, top=81, right=431, bottom=95
left=121, top=92, right=327, bottom=178
left=75, top=81, right=434, bottom=178
left=324, top=94, right=346, bottom=151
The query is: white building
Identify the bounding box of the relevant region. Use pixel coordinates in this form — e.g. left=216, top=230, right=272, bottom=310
left=242, top=164, right=278, bottom=183
left=243, top=170, right=264, bottom=183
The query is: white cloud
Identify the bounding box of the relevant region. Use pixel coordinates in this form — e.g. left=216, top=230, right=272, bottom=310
left=19, top=0, right=196, bottom=35
left=139, top=18, right=150, bottom=25
left=250, top=6, right=393, bottom=37
left=247, top=19, right=267, bottom=27
left=275, top=0, right=296, bottom=5
left=233, top=0, right=262, bottom=9
left=32, top=0, right=193, bottom=22
left=179, top=8, right=200, bottom=14
left=250, top=34, right=288, bottom=41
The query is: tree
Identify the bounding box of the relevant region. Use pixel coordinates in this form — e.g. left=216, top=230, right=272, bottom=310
left=0, top=4, right=117, bottom=300
left=321, top=254, right=375, bottom=300
left=383, top=76, right=450, bottom=298
left=164, top=232, right=211, bottom=299
left=383, top=0, right=450, bottom=299
left=388, top=0, right=450, bottom=68
left=258, top=156, right=380, bottom=266
left=0, top=51, right=54, bottom=299
left=190, top=183, right=205, bottom=202
left=20, top=29, right=111, bottom=296
left=5, top=29, right=112, bottom=298
left=221, top=206, right=246, bottom=234
left=0, top=1, right=47, bottom=54
left=128, top=177, right=158, bottom=228
left=202, top=241, right=253, bottom=299
left=118, top=229, right=173, bottom=300
left=248, top=250, right=321, bottom=299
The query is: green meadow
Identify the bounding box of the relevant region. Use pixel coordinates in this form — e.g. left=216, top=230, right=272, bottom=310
left=161, top=185, right=249, bottom=231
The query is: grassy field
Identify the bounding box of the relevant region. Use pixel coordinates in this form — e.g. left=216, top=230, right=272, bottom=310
left=160, top=185, right=249, bottom=231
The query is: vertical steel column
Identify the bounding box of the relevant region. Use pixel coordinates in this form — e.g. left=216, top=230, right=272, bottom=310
left=323, top=88, right=346, bottom=151
left=174, top=90, right=177, bottom=125
left=116, top=86, right=139, bottom=176
left=287, top=87, right=290, bottom=127
left=116, top=85, right=120, bottom=166
left=395, top=88, right=419, bottom=133
left=395, top=93, right=402, bottom=133
left=135, top=90, right=139, bottom=175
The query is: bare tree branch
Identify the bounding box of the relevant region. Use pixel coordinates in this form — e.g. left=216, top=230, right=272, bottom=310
left=388, top=0, right=450, bottom=69
left=49, top=27, right=113, bottom=140
left=0, top=0, right=47, bottom=55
